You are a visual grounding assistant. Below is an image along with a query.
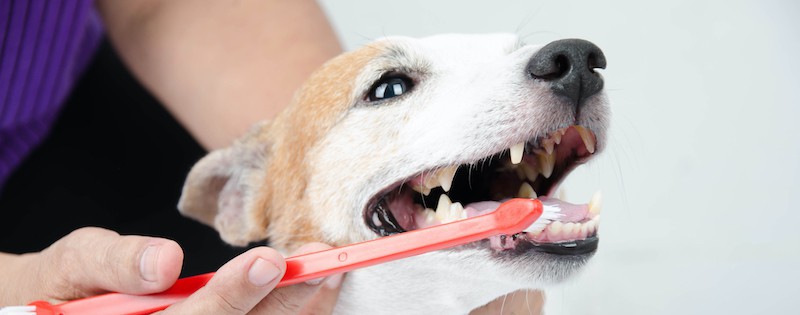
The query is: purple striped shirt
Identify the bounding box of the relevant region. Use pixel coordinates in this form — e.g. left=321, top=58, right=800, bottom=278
left=0, top=0, right=102, bottom=191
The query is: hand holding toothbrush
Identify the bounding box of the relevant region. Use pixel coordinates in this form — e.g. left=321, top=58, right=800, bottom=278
left=0, top=228, right=342, bottom=314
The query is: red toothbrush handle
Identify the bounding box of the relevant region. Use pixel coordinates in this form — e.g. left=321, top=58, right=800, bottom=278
left=279, top=198, right=542, bottom=286
left=48, top=198, right=542, bottom=315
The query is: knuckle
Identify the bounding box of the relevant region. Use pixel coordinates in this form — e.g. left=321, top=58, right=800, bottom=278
left=212, top=291, right=247, bottom=314
left=270, top=290, right=302, bottom=313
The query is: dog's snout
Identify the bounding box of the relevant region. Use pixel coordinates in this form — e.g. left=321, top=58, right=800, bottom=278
left=528, top=39, right=606, bottom=106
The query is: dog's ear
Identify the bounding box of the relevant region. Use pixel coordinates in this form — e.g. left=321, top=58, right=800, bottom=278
left=178, top=123, right=271, bottom=246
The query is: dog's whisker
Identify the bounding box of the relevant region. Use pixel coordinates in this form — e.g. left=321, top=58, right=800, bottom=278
left=500, top=293, right=509, bottom=314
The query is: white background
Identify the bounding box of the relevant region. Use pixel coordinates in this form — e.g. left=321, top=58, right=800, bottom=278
left=318, top=0, right=800, bottom=314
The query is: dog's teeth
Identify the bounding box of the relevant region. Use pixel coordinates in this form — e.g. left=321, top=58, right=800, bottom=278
left=537, top=151, right=556, bottom=178
left=438, top=165, right=458, bottom=192
left=423, top=208, right=437, bottom=224
left=435, top=194, right=453, bottom=222
left=579, top=223, right=590, bottom=239
left=543, top=140, right=555, bottom=155
left=574, top=125, right=596, bottom=154
left=552, top=131, right=563, bottom=145
left=588, top=190, right=602, bottom=216
left=422, top=173, right=440, bottom=190
left=372, top=212, right=382, bottom=227
left=563, top=222, right=577, bottom=235
left=517, top=182, right=537, bottom=199
left=548, top=221, right=563, bottom=238
left=586, top=217, right=598, bottom=233
left=411, top=183, right=431, bottom=196
left=509, top=142, right=525, bottom=165
left=450, top=202, right=466, bottom=221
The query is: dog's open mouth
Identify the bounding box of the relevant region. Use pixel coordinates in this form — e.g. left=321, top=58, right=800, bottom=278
left=364, top=125, right=602, bottom=255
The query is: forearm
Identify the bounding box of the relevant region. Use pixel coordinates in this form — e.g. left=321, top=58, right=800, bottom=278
left=96, top=0, right=342, bottom=149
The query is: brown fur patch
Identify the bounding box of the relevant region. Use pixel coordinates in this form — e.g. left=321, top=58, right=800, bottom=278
left=248, top=44, right=386, bottom=252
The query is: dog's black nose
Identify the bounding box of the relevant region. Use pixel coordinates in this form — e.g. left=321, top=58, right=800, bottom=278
left=528, top=39, right=606, bottom=106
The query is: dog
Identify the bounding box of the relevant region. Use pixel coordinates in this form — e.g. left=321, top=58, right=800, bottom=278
left=178, top=33, right=609, bottom=314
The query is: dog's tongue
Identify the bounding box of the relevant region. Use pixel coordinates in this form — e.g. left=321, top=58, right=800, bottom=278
left=464, top=197, right=588, bottom=222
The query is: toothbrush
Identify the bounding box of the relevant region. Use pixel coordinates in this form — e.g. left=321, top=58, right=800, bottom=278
left=0, top=198, right=544, bottom=315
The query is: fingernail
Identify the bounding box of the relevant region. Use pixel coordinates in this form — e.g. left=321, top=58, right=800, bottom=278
left=140, top=244, right=161, bottom=282
left=305, top=277, right=325, bottom=286
left=248, top=258, right=281, bottom=287
left=324, top=273, right=344, bottom=289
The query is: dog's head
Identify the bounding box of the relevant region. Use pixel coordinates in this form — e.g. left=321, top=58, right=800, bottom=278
left=179, top=33, right=609, bottom=312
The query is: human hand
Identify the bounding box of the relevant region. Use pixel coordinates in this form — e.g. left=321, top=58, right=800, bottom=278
left=159, top=242, right=343, bottom=314
left=0, top=227, right=342, bottom=314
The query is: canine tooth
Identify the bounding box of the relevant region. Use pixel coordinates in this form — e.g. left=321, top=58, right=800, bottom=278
left=438, top=166, right=458, bottom=192
left=517, top=182, right=537, bottom=199
left=574, top=126, right=596, bottom=154
left=509, top=142, right=525, bottom=165
left=436, top=194, right=453, bottom=222
left=589, top=190, right=602, bottom=216
left=543, top=140, right=555, bottom=155
left=537, top=151, right=556, bottom=178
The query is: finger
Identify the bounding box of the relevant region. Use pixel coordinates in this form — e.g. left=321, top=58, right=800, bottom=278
left=298, top=273, right=345, bottom=315
left=160, top=247, right=286, bottom=315
left=40, top=227, right=183, bottom=299
left=250, top=243, right=341, bottom=315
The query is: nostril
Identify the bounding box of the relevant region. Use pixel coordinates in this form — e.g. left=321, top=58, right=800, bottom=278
left=587, top=53, right=598, bottom=72
left=530, top=54, right=571, bottom=80
left=586, top=51, right=607, bottom=73
left=527, top=38, right=606, bottom=107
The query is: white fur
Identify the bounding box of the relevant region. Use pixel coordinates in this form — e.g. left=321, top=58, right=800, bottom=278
left=304, top=34, right=609, bottom=314
left=181, top=33, right=609, bottom=314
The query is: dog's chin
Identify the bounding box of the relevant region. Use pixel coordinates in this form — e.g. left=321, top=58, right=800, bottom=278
left=362, top=124, right=602, bottom=268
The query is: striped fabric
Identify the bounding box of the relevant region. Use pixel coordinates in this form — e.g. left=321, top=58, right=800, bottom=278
left=0, top=0, right=102, bottom=191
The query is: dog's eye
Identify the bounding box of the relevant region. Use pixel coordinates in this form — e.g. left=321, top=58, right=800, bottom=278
left=367, top=76, right=413, bottom=102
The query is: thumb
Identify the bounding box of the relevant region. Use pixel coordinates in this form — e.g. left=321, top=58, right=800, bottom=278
left=158, top=247, right=286, bottom=315
left=250, top=243, right=343, bottom=315
left=38, top=227, right=183, bottom=300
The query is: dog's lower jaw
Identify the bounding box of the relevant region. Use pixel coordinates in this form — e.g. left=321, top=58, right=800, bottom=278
left=331, top=251, right=560, bottom=315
